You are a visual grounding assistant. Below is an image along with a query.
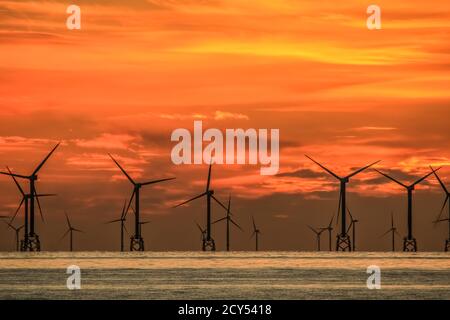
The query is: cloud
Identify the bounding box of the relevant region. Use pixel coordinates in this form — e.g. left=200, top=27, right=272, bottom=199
left=352, top=126, right=397, bottom=132
left=214, top=111, right=249, bottom=120
left=72, top=133, right=141, bottom=150
left=159, top=113, right=207, bottom=120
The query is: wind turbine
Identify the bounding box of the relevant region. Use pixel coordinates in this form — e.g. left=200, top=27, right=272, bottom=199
left=308, top=225, right=325, bottom=251
left=195, top=221, right=207, bottom=248
left=0, top=143, right=60, bottom=251
left=305, top=155, right=380, bottom=251
left=375, top=167, right=439, bottom=252
left=173, top=164, right=228, bottom=251
left=346, top=209, right=359, bottom=251
left=5, top=166, right=56, bottom=251
left=430, top=166, right=450, bottom=251
left=250, top=216, right=261, bottom=251
left=380, top=212, right=400, bottom=252
left=319, top=214, right=334, bottom=251
left=105, top=200, right=128, bottom=252
left=4, top=221, right=24, bottom=251
left=212, top=195, right=243, bottom=251
left=61, top=212, right=83, bottom=252
left=109, top=154, right=175, bottom=251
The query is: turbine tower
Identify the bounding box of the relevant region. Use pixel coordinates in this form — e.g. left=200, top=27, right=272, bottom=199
left=430, top=166, right=450, bottom=251
left=0, top=143, right=60, bottom=251
left=347, top=209, right=359, bottom=251
left=4, top=221, right=24, bottom=251
left=212, top=195, right=243, bottom=251
left=375, top=167, right=438, bottom=252
left=380, top=212, right=400, bottom=251
left=305, top=155, right=380, bottom=251
left=174, top=165, right=228, bottom=251
left=106, top=200, right=128, bottom=252
left=61, top=212, right=83, bottom=252
left=250, top=216, right=261, bottom=251
left=308, top=225, right=325, bottom=251
left=109, top=154, right=175, bottom=251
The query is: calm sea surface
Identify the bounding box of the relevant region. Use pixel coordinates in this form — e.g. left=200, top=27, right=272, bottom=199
left=0, top=252, right=448, bottom=299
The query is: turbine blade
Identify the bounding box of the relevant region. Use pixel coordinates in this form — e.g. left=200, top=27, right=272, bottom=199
left=65, top=211, right=71, bottom=229
left=141, top=177, right=176, bottom=186
left=121, top=199, right=127, bottom=219
left=211, top=195, right=228, bottom=212
left=394, top=230, right=401, bottom=237
left=379, top=229, right=392, bottom=238
left=430, top=166, right=449, bottom=194
left=124, top=191, right=135, bottom=219
left=374, top=170, right=408, bottom=188
left=0, top=171, right=29, bottom=179
left=33, top=142, right=60, bottom=175
left=212, top=217, right=227, bottom=224
left=173, top=192, right=207, bottom=208
left=60, top=229, right=70, bottom=241
left=346, top=160, right=381, bottom=179
left=6, top=166, right=24, bottom=196
left=35, top=194, right=57, bottom=197
left=105, top=219, right=122, bottom=224
left=252, top=216, right=256, bottom=231
left=195, top=221, right=204, bottom=233
left=72, top=228, right=83, bottom=233
left=412, top=168, right=439, bottom=187
left=336, top=187, right=342, bottom=226
left=34, top=189, right=45, bottom=223
left=346, top=221, right=353, bottom=234
left=391, top=212, right=394, bottom=229
left=206, top=164, right=212, bottom=191
left=230, top=219, right=243, bottom=231
left=123, top=223, right=130, bottom=236
left=307, top=225, right=319, bottom=235
left=10, top=198, right=24, bottom=224
left=108, top=154, right=135, bottom=185
left=435, top=195, right=449, bottom=222
left=328, top=214, right=334, bottom=228
left=250, top=231, right=255, bottom=239
left=305, top=155, right=341, bottom=180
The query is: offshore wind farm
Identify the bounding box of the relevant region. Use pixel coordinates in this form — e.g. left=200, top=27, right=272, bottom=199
left=0, top=0, right=449, bottom=301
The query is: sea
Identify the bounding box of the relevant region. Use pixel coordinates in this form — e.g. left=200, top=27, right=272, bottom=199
left=0, top=252, right=448, bottom=300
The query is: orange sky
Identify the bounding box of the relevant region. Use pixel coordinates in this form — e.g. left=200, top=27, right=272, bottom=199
left=0, top=0, right=449, bottom=251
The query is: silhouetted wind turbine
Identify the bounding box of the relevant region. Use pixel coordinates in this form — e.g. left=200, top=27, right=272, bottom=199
left=319, top=215, right=334, bottom=251
left=5, top=166, right=56, bottom=251
left=106, top=200, right=129, bottom=252
left=212, top=195, right=243, bottom=251
left=430, top=166, right=450, bottom=251
left=375, top=167, right=439, bottom=252
left=61, top=212, right=83, bottom=252
left=195, top=221, right=207, bottom=246
left=308, top=225, right=325, bottom=251
left=250, top=216, right=261, bottom=251
left=380, top=212, right=400, bottom=252
left=0, top=143, right=60, bottom=251
left=109, top=154, right=175, bottom=251
left=174, top=164, right=228, bottom=251
left=305, top=155, right=380, bottom=251
left=346, top=209, right=359, bottom=251
left=4, top=221, right=24, bottom=251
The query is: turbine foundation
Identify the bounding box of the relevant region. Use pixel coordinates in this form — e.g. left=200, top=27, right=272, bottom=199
left=130, top=236, right=144, bottom=251
left=336, top=234, right=351, bottom=252
left=203, top=238, right=216, bottom=251
left=445, top=239, right=450, bottom=252
left=403, top=238, right=417, bottom=252
left=21, top=235, right=41, bottom=252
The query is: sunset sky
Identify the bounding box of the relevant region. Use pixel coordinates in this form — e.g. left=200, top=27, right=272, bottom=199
left=0, top=0, right=449, bottom=251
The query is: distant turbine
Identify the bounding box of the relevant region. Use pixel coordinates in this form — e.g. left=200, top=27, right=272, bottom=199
left=346, top=209, right=359, bottom=251
left=212, top=195, right=243, bottom=251
left=430, top=166, right=450, bottom=252
left=380, top=212, right=400, bottom=252
left=250, top=216, right=261, bottom=251
left=319, top=214, right=334, bottom=251
left=109, top=154, right=175, bottom=251
left=305, top=155, right=379, bottom=251
left=308, top=225, right=325, bottom=251
left=174, top=164, right=228, bottom=251
left=105, top=200, right=129, bottom=252
left=0, top=143, right=60, bottom=251
left=61, top=212, right=83, bottom=252
left=195, top=221, right=207, bottom=247
left=4, top=221, right=24, bottom=251
left=375, top=167, right=439, bottom=252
